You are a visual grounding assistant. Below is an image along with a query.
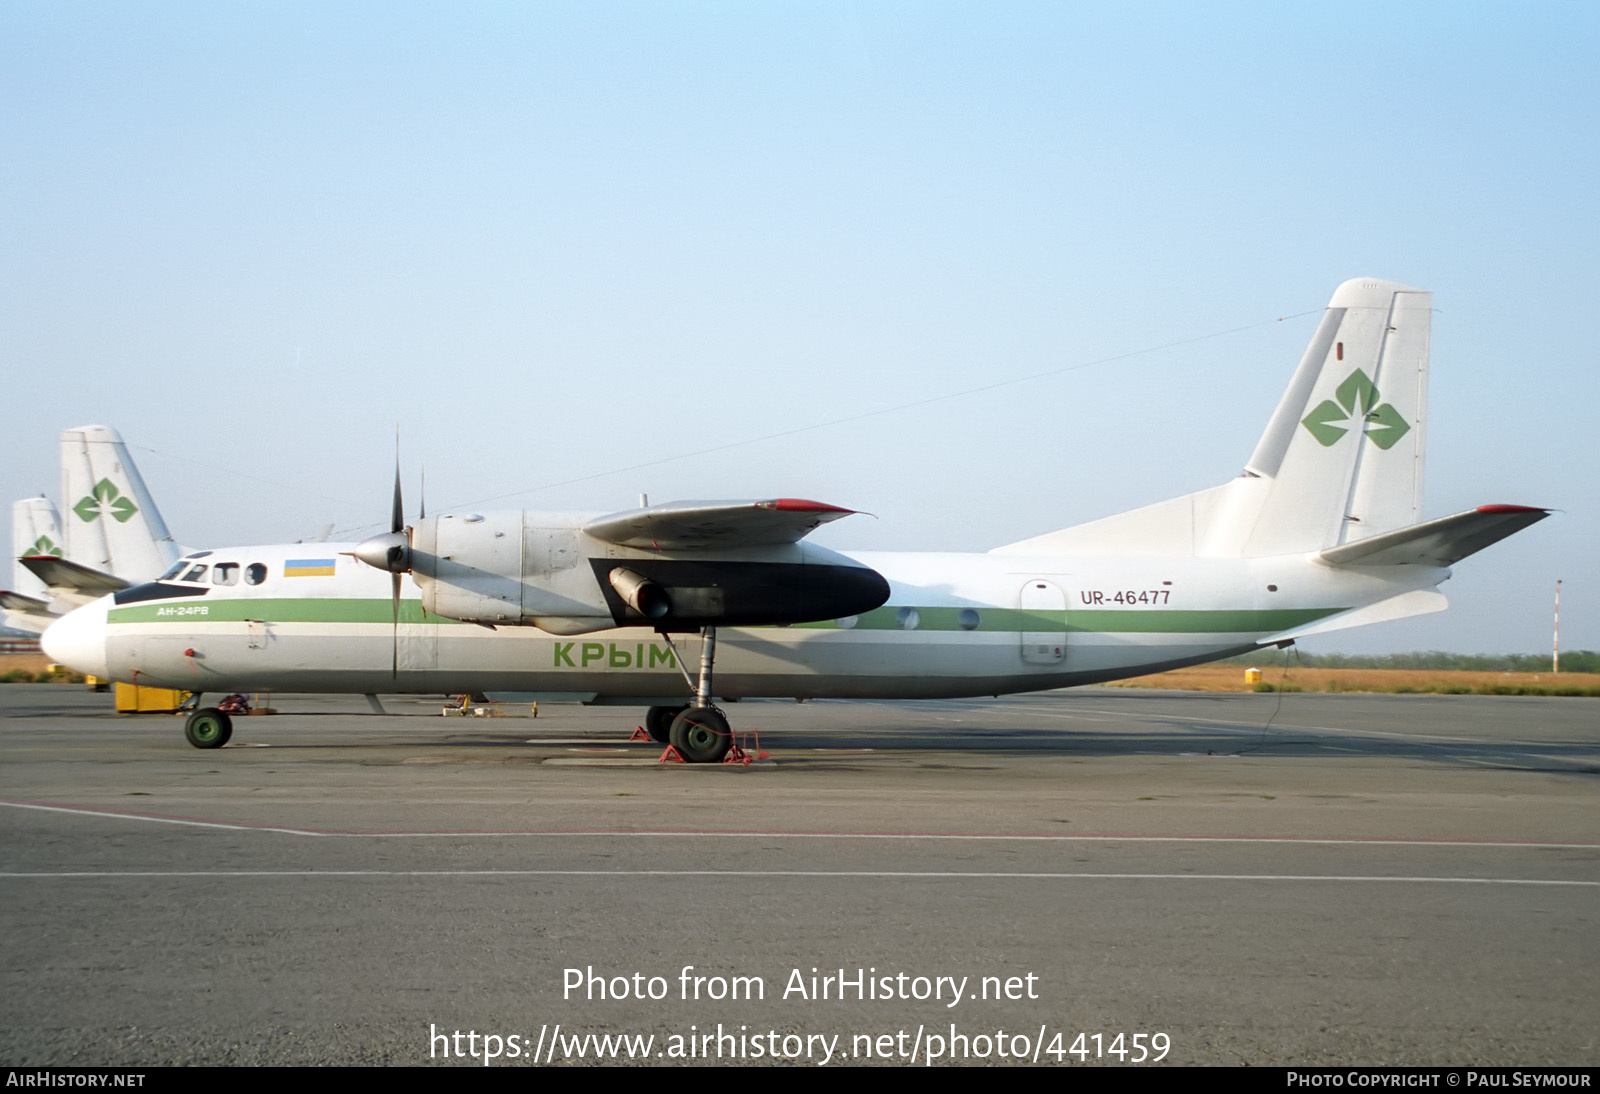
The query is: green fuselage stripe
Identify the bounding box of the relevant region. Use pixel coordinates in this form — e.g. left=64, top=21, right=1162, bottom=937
left=108, top=598, right=1342, bottom=634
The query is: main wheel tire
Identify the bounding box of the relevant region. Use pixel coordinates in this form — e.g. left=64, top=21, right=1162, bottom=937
left=668, top=706, right=732, bottom=764
left=185, top=708, right=233, bottom=749
left=644, top=704, right=687, bottom=744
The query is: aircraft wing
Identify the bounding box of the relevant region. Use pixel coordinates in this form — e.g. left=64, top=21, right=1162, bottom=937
left=583, top=499, right=861, bottom=550
left=16, top=555, right=132, bottom=606
left=1315, top=505, right=1550, bottom=568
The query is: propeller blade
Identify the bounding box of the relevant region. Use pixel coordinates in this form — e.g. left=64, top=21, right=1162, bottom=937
left=391, top=452, right=404, bottom=535
left=392, top=571, right=401, bottom=677
left=392, top=433, right=404, bottom=676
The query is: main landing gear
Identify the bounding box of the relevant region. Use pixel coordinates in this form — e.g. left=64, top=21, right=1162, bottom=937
left=645, top=626, right=734, bottom=764
left=643, top=703, right=734, bottom=763
left=643, top=704, right=684, bottom=744
left=667, top=706, right=732, bottom=764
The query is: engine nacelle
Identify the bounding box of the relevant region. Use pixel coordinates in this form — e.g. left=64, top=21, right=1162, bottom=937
left=408, top=510, right=889, bottom=633
left=411, top=512, right=611, bottom=632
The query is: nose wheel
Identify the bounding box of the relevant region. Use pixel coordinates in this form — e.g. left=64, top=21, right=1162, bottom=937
left=184, top=707, right=233, bottom=749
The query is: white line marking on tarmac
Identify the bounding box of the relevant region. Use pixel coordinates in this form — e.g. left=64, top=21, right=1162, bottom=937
left=4, top=800, right=1597, bottom=847
left=1, top=869, right=1594, bottom=886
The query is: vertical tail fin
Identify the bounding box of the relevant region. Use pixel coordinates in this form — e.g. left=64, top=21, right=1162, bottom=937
left=1227, top=277, right=1431, bottom=556
left=993, top=278, right=1432, bottom=560
left=59, top=425, right=179, bottom=582
left=12, top=496, right=64, bottom=600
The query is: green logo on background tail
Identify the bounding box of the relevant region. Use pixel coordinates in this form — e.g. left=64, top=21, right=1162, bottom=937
left=1301, top=369, right=1412, bottom=450
left=30, top=535, right=64, bottom=557
left=73, top=478, right=139, bottom=524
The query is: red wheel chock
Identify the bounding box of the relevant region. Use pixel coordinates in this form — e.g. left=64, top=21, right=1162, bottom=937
left=723, top=729, right=768, bottom=764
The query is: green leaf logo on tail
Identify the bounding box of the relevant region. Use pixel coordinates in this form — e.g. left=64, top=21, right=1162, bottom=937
left=30, top=535, right=64, bottom=558
left=1301, top=368, right=1412, bottom=451
left=73, top=478, right=139, bottom=524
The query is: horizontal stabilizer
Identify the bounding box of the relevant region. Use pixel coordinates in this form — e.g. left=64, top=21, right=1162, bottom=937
left=1315, top=505, right=1550, bottom=569
left=0, top=589, right=59, bottom=634
left=17, top=555, right=131, bottom=605
left=585, top=498, right=860, bottom=549
left=0, top=590, right=51, bottom=613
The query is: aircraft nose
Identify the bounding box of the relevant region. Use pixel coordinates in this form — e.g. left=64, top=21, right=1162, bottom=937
left=42, top=597, right=111, bottom=680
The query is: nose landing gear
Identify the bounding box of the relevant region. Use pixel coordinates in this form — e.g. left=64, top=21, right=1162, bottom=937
left=184, top=707, right=232, bottom=749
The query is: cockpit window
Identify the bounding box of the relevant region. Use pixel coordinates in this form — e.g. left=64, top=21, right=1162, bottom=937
left=159, top=561, right=187, bottom=580
left=213, top=563, right=239, bottom=586
left=181, top=564, right=209, bottom=583
left=245, top=563, right=268, bottom=586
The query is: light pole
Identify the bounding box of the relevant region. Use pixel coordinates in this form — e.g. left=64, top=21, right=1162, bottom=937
left=1553, top=579, right=1562, bottom=674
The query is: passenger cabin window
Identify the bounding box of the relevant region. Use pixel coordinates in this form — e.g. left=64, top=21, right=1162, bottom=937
left=181, top=564, right=209, bottom=583
left=213, top=563, right=239, bottom=586
left=245, top=563, right=268, bottom=586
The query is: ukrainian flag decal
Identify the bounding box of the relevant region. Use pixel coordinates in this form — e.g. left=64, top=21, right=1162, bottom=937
left=284, top=558, right=337, bottom=577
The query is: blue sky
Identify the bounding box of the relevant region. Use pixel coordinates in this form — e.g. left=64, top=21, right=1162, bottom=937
left=2, top=2, right=1594, bottom=655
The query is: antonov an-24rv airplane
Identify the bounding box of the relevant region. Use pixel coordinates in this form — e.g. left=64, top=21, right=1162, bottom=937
left=43, top=278, right=1548, bottom=761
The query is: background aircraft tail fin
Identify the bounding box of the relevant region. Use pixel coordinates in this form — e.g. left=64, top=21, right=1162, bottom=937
left=59, top=425, right=180, bottom=582
left=12, top=496, right=63, bottom=601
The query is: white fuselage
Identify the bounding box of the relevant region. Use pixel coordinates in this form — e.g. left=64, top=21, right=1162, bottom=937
left=44, top=541, right=1443, bottom=703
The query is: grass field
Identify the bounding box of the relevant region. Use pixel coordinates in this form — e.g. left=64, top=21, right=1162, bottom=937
left=0, top=653, right=82, bottom=683
left=1110, top=663, right=1600, bottom=696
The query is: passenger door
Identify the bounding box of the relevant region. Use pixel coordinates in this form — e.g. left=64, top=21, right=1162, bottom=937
left=1019, top=578, right=1068, bottom=665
